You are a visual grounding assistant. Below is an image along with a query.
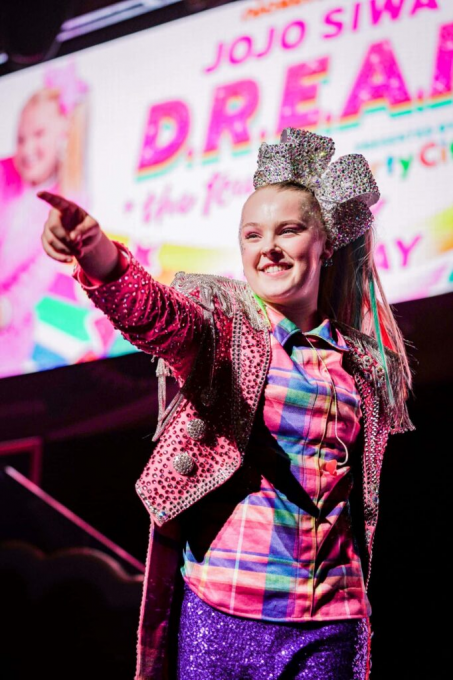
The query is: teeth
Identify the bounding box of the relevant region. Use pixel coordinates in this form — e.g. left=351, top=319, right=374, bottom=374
left=263, top=265, right=289, bottom=273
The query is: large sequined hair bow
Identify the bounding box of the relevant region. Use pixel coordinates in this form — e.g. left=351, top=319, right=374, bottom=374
left=253, top=128, right=380, bottom=251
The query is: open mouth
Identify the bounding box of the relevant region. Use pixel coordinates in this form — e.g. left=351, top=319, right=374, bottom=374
left=259, top=263, right=292, bottom=275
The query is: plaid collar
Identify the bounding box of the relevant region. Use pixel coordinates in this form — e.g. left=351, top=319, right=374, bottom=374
left=266, top=306, right=350, bottom=352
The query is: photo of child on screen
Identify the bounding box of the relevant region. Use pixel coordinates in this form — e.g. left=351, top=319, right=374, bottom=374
left=0, top=63, right=89, bottom=377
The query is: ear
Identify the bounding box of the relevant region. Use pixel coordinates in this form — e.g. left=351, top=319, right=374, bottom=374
left=321, top=238, right=334, bottom=262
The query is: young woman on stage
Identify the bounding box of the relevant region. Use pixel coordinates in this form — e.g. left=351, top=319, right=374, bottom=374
left=40, top=128, right=413, bottom=680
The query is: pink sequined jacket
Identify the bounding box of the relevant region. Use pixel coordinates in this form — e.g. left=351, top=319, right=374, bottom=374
left=77, top=249, right=413, bottom=680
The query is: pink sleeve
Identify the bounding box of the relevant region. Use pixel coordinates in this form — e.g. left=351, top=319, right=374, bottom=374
left=73, top=246, right=207, bottom=380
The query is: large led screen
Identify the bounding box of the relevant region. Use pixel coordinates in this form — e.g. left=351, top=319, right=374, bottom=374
left=0, top=0, right=452, bottom=378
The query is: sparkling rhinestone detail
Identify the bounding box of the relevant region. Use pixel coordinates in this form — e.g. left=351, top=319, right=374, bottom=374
left=186, top=418, right=207, bottom=440
left=253, top=127, right=380, bottom=251
left=173, top=452, right=195, bottom=476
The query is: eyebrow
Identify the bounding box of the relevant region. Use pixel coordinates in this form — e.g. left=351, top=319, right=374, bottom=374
left=240, top=219, right=307, bottom=229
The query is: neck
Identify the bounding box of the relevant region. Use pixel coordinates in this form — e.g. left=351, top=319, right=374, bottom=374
left=265, top=301, right=323, bottom=332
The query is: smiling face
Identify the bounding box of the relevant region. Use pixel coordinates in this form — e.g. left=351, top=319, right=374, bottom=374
left=240, top=185, right=333, bottom=326
left=14, top=97, right=68, bottom=186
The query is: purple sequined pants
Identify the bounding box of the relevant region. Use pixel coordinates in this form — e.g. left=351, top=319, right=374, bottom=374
left=177, top=585, right=370, bottom=680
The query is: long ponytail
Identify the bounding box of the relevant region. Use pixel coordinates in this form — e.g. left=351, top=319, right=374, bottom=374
left=318, top=227, right=413, bottom=393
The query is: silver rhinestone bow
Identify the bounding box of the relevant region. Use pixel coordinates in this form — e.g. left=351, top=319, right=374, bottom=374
left=253, top=128, right=380, bottom=251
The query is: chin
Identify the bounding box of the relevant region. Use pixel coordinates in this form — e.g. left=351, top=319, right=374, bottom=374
left=258, top=288, right=295, bottom=305
left=260, top=279, right=295, bottom=295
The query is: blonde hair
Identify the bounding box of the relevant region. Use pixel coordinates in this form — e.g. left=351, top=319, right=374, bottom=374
left=22, top=88, right=88, bottom=196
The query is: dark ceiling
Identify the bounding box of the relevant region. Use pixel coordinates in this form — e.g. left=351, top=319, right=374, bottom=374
left=0, top=0, right=227, bottom=75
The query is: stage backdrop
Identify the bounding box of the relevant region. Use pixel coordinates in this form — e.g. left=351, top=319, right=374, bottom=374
left=0, top=0, right=452, bottom=378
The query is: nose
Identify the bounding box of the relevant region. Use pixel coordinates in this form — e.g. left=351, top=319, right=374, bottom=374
left=261, top=238, right=283, bottom=258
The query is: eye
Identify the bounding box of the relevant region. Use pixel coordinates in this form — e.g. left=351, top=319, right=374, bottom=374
left=281, top=225, right=304, bottom=234
left=243, top=231, right=260, bottom=240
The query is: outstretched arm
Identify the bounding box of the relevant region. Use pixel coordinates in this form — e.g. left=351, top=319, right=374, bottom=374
left=38, top=192, right=207, bottom=379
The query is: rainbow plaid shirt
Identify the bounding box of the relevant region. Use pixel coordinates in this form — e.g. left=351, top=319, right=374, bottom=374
left=181, top=307, right=371, bottom=622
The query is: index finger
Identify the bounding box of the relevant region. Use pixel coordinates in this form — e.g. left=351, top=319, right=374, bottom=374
left=37, top=191, right=88, bottom=232
left=37, top=191, right=80, bottom=212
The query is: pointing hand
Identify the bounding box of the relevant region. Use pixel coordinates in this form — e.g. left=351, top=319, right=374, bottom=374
left=38, top=191, right=102, bottom=263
